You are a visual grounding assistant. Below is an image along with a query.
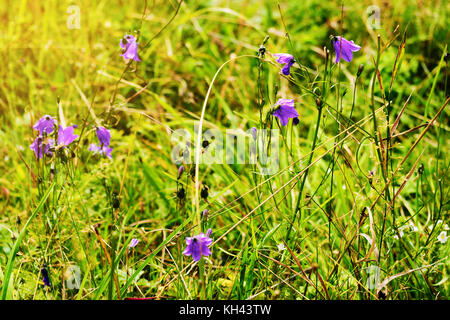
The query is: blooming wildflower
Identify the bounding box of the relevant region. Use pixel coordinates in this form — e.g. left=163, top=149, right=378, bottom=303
left=88, top=143, right=113, bottom=159
left=33, top=115, right=57, bottom=135
left=277, top=243, right=286, bottom=252
left=30, top=137, right=54, bottom=159
left=437, top=231, right=448, bottom=244
left=333, top=36, right=361, bottom=63
left=41, top=265, right=51, bottom=287
left=409, top=221, right=419, bottom=232
left=120, top=34, right=140, bottom=62
left=96, top=126, right=111, bottom=147
left=273, top=99, right=299, bottom=126
left=273, top=53, right=295, bottom=75
left=129, top=238, right=139, bottom=249
left=57, top=125, right=78, bottom=147
left=183, top=229, right=213, bottom=262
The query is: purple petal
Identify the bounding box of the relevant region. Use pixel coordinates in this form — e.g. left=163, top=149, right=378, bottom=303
left=201, top=243, right=211, bottom=257
left=33, top=115, right=56, bottom=135
left=129, top=238, right=139, bottom=249
left=58, top=125, right=78, bottom=147
left=334, top=37, right=360, bottom=63
left=96, top=126, right=111, bottom=146
left=191, top=240, right=201, bottom=261
left=273, top=53, right=293, bottom=64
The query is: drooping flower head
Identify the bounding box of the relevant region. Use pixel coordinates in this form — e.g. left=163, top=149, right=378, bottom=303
left=333, top=36, right=361, bottom=63
left=183, top=229, right=213, bottom=262
left=96, top=126, right=111, bottom=147
left=57, top=125, right=78, bottom=147
left=30, top=137, right=55, bottom=159
left=89, top=126, right=113, bottom=158
left=129, top=238, right=139, bottom=249
left=273, top=53, right=295, bottom=75
left=272, top=99, right=299, bottom=126
left=33, top=115, right=57, bottom=136
left=88, top=143, right=113, bottom=159
left=120, top=34, right=141, bottom=62
left=41, top=265, right=51, bottom=287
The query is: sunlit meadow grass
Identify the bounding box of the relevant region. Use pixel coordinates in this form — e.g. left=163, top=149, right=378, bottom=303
left=0, top=0, right=448, bottom=300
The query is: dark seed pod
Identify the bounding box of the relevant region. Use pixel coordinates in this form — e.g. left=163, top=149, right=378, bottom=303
left=202, top=140, right=209, bottom=148
left=377, top=290, right=386, bottom=300
left=418, top=163, right=424, bottom=175
left=177, top=187, right=185, bottom=200
left=112, top=192, right=120, bottom=209
left=41, top=265, right=51, bottom=287
left=258, top=45, right=266, bottom=57
left=201, top=186, right=209, bottom=200
left=315, top=98, right=322, bottom=109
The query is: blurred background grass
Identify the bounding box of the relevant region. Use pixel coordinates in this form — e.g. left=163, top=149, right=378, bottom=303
left=0, top=0, right=448, bottom=299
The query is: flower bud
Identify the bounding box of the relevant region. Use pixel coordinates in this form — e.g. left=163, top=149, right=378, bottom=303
left=177, top=187, right=185, bottom=200
left=201, top=186, right=209, bottom=200
left=357, top=64, right=364, bottom=77
left=177, top=165, right=185, bottom=179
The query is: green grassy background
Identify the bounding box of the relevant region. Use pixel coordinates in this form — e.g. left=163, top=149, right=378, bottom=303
left=0, top=0, right=448, bottom=299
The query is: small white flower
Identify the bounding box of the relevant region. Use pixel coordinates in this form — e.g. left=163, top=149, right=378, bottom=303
left=409, top=221, right=419, bottom=232
left=437, top=231, right=448, bottom=244
left=393, top=230, right=404, bottom=240
left=277, top=243, right=286, bottom=251
left=444, top=224, right=449, bottom=231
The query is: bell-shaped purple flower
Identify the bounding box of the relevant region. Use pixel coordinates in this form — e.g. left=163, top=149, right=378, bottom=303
left=273, top=53, right=295, bottom=75
left=58, top=125, right=78, bottom=147
left=96, top=126, right=111, bottom=147
left=183, top=229, right=213, bottom=262
left=30, top=137, right=54, bottom=159
left=333, top=36, right=361, bottom=63
left=41, top=266, right=51, bottom=287
left=33, top=115, right=57, bottom=136
left=88, top=143, right=113, bottom=159
left=273, top=99, right=299, bottom=126
left=129, top=238, right=139, bottom=249
left=120, top=34, right=141, bottom=62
